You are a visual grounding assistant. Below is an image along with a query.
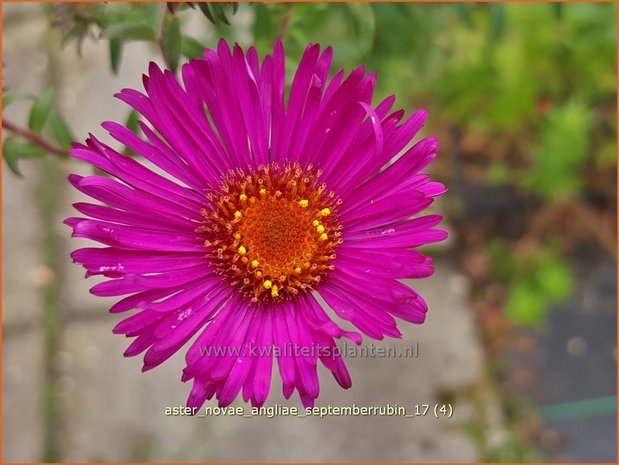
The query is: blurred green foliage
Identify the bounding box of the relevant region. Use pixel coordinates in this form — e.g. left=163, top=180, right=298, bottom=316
left=524, top=100, right=593, bottom=201
left=488, top=240, right=574, bottom=328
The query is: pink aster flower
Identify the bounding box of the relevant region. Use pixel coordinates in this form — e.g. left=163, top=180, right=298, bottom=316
left=66, top=40, right=447, bottom=409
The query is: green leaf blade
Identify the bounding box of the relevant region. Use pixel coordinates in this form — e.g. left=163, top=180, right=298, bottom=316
left=162, top=14, right=182, bottom=73
left=3, top=92, right=35, bottom=110
left=28, top=88, right=55, bottom=133
left=181, top=35, right=206, bottom=59
left=48, top=111, right=76, bottom=151
left=3, top=136, right=46, bottom=177
left=109, top=38, right=124, bottom=74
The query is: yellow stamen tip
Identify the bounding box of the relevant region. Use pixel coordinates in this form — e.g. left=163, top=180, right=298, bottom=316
left=259, top=188, right=267, bottom=196
left=316, top=225, right=325, bottom=234
left=299, top=199, right=309, bottom=208
left=234, top=211, right=243, bottom=220
left=294, top=267, right=302, bottom=274
left=234, top=232, right=241, bottom=240
left=239, top=194, right=247, bottom=201
left=319, top=233, right=328, bottom=241
left=238, top=245, right=247, bottom=255
left=312, top=220, right=320, bottom=227
left=320, top=208, right=331, bottom=216
left=263, top=280, right=272, bottom=289
left=271, top=285, right=279, bottom=297
left=251, top=259, right=259, bottom=268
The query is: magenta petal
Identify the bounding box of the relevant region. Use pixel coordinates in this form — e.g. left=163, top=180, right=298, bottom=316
left=251, top=310, right=274, bottom=407
left=67, top=39, right=445, bottom=410
left=218, top=306, right=263, bottom=406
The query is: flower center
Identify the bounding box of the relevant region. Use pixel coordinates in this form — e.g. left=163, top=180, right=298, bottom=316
left=198, top=163, right=342, bottom=303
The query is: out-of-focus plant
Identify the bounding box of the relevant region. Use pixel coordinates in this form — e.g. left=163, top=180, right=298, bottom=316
left=440, top=3, right=612, bottom=329
left=50, top=2, right=241, bottom=73
left=488, top=240, right=573, bottom=328
left=524, top=100, right=592, bottom=201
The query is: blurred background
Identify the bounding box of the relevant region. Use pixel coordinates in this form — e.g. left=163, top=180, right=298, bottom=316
left=2, top=2, right=616, bottom=462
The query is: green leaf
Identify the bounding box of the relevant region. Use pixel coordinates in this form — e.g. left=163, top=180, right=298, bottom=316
left=109, top=38, right=124, bottom=74
left=122, top=110, right=141, bottom=157
left=162, top=14, right=182, bottom=73
left=535, top=251, right=573, bottom=300
left=181, top=35, right=206, bottom=59
left=502, top=243, right=574, bottom=329
left=3, top=91, right=35, bottom=110
left=125, top=110, right=141, bottom=134
left=2, top=136, right=46, bottom=177
left=197, top=3, right=216, bottom=23
left=60, top=22, right=89, bottom=51
left=197, top=3, right=238, bottom=25
left=523, top=100, right=592, bottom=200
left=93, top=166, right=109, bottom=177
left=504, top=282, right=546, bottom=328
left=28, top=88, right=54, bottom=133
left=346, top=3, right=376, bottom=56
left=101, top=23, right=157, bottom=42
left=48, top=111, right=76, bottom=151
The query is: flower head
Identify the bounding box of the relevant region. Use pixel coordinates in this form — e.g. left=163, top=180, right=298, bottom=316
left=67, top=40, right=447, bottom=409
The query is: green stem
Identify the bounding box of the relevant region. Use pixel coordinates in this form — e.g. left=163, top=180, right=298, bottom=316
left=38, top=156, right=64, bottom=462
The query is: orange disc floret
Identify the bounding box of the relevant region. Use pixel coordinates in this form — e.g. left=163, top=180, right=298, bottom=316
left=197, top=163, right=342, bottom=303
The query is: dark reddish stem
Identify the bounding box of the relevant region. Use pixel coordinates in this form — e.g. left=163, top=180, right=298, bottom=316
left=2, top=119, right=67, bottom=157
